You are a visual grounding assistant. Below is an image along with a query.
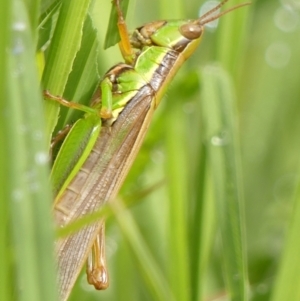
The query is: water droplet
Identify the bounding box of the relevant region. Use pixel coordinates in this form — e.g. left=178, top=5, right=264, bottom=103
left=12, top=64, right=25, bottom=78
left=280, top=0, right=300, bottom=10
left=12, top=22, right=26, bottom=31
left=33, top=130, right=43, bottom=141
left=12, top=189, right=23, bottom=201
left=274, top=5, right=299, bottom=32
left=30, top=182, right=40, bottom=192
left=35, top=152, right=49, bottom=165
left=12, top=37, right=24, bottom=55
left=18, top=124, right=27, bottom=134
left=256, top=283, right=268, bottom=295
left=25, top=169, right=37, bottom=181
left=265, top=42, right=291, bottom=69
left=199, top=1, right=221, bottom=29
left=210, top=131, right=229, bottom=146
left=151, top=149, right=164, bottom=164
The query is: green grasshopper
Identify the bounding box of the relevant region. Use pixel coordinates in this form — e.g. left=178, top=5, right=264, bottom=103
left=46, top=0, right=249, bottom=300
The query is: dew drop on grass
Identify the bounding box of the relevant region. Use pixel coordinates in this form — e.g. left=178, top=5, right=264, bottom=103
left=33, top=130, right=43, bottom=141
left=151, top=149, right=164, bottom=164
left=265, top=41, right=291, bottom=69
left=12, top=21, right=26, bottom=31
left=274, top=5, right=299, bottom=32
left=256, top=283, right=268, bottom=295
left=280, top=0, right=300, bottom=10
left=19, top=124, right=28, bottom=134
left=12, top=189, right=23, bottom=202
left=210, top=131, right=230, bottom=146
left=35, top=152, right=49, bottom=165
left=12, top=64, right=25, bottom=77
left=30, top=182, right=40, bottom=192
left=12, top=37, right=25, bottom=55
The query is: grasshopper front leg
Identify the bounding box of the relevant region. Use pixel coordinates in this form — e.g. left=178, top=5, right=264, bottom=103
left=113, top=0, right=135, bottom=64
left=44, top=88, right=113, bottom=119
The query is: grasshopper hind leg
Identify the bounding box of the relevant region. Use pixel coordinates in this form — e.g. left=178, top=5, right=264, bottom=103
left=86, top=221, right=109, bottom=290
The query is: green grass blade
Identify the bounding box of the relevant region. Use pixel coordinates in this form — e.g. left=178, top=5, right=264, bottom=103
left=111, top=200, right=176, bottom=301
left=270, top=185, right=300, bottom=301
left=59, top=14, right=101, bottom=127
left=0, top=1, right=13, bottom=301
left=1, top=0, right=58, bottom=300
left=215, top=0, right=251, bottom=75
left=165, top=102, right=191, bottom=301
left=201, top=65, right=248, bottom=301
left=40, top=0, right=61, bottom=16
left=188, top=137, right=216, bottom=301
left=42, top=0, right=93, bottom=139
left=194, top=170, right=216, bottom=301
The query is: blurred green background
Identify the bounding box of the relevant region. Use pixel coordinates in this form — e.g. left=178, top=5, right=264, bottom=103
left=1, top=0, right=300, bottom=300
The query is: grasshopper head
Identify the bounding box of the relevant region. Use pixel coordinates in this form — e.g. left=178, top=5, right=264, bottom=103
left=131, top=0, right=250, bottom=59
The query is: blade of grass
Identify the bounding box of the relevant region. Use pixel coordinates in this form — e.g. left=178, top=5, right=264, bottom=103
left=113, top=234, right=138, bottom=300
left=201, top=65, right=248, bottom=301
left=42, top=0, right=92, bottom=140
left=195, top=170, right=217, bottom=301
left=111, top=199, right=176, bottom=301
left=167, top=72, right=217, bottom=301
left=3, top=0, right=58, bottom=300
left=56, top=14, right=101, bottom=129
left=270, top=184, right=300, bottom=301
left=37, top=1, right=61, bottom=51
left=165, top=100, right=191, bottom=301
left=190, top=142, right=217, bottom=301
left=40, top=0, right=61, bottom=16
left=0, top=1, right=12, bottom=301
left=215, top=0, right=251, bottom=76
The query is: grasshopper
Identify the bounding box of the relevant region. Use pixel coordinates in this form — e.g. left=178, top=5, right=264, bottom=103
left=46, top=0, right=249, bottom=300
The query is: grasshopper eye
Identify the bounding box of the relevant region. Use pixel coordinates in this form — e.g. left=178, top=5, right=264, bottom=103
left=179, top=24, right=203, bottom=40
